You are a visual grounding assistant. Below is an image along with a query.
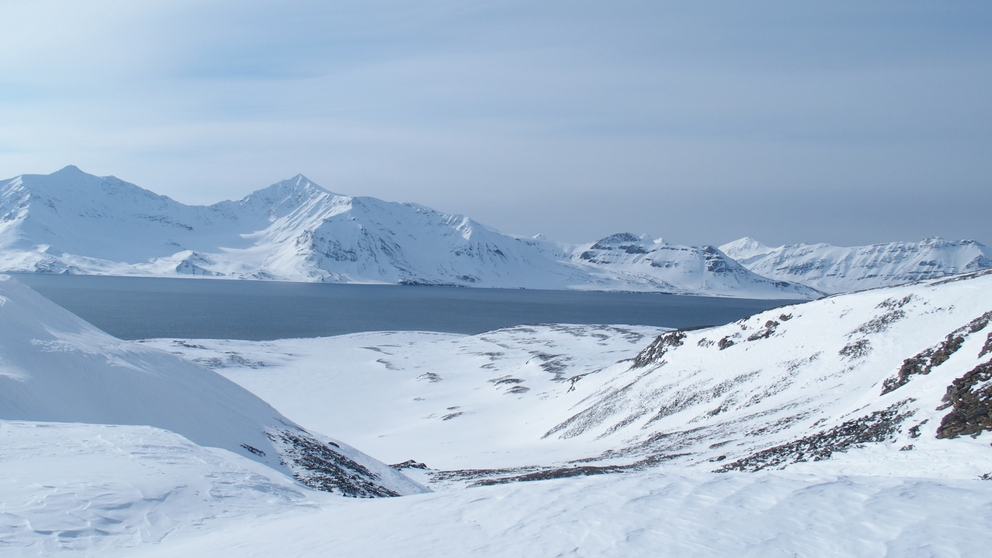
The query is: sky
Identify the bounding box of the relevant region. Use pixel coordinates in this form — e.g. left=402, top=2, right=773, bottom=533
left=1, top=1, right=990, bottom=247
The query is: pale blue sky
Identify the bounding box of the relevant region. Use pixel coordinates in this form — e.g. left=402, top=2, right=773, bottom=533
left=2, top=1, right=990, bottom=246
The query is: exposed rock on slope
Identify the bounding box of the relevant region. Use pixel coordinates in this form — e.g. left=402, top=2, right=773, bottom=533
left=533, top=270, right=992, bottom=478
left=720, top=236, right=992, bottom=294
left=0, top=276, right=425, bottom=497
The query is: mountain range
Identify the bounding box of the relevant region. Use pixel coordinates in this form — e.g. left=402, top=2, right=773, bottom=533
left=2, top=165, right=989, bottom=298
left=0, top=166, right=817, bottom=299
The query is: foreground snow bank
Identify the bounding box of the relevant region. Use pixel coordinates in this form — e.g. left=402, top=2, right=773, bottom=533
left=9, top=422, right=988, bottom=558
left=126, top=470, right=992, bottom=558
left=0, top=421, right=322, bottom=557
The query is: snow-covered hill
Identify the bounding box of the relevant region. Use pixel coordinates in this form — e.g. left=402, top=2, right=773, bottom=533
left=535, top=269, right=992, bottom=480
left=149, top=270, right=992, bottom=486
left=0, top=166, right=818, bottom=299
left=0, top=276, right=424, bottom=498
left=721, top=236, right=992, bottom=294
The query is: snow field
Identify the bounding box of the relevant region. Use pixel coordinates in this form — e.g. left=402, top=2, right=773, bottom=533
left=4, top=271, right=992, bottom=555
left=124, top=470, right=992, bottom=558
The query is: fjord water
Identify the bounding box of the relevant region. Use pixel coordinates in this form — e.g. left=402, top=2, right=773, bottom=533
left=13, top=274, right=800, bottom=340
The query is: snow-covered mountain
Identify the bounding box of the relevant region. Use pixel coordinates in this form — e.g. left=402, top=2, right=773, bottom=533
left=0, top=275, right=424, bottom=498
left=0, top=166, right=818, bottom=299
left=559, top=232, right=818, bottom=299
left=721, top=236, right=992, bottom=294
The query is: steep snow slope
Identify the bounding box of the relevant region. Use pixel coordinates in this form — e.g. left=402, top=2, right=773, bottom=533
left=539, top=270, right=992, bottom=479
left=720, top=236, right=992, bottom=293
left=0, top=167, right=817, bottom=298
left=150, top=271, right=992, bottom=486
left=0, top=276, right=424, bottom=498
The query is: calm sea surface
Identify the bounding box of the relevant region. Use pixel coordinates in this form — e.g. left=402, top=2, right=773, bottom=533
left=12, top=274, right=804, bottom=341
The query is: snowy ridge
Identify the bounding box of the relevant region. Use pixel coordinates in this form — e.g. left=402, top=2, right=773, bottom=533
left=720, top=236, right=992, bottom=294
left=0, top=166, right=817, bottom=299
left=0, top=276, right=424, bottom=498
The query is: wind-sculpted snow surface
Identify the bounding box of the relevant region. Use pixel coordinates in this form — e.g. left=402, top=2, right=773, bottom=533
left=0, top=166, right=817, bottom=298
left=0, top=276, right=425, bottom=499
left=124, top=471, right=992, bottom=558
left=721, top=236, right=992, bottom=294
left=0, top=421, right=320, bottom=555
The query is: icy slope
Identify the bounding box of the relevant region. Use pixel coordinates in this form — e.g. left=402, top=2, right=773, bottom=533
left=0, top=276, right=424, bottom=498
left=151, top=271, right=992, bottom=486
left=0, top=166, right=817, bottom=298
left=720, top=236, right=992, bottom=293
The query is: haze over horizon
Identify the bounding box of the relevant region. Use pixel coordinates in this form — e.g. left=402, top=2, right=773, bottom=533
left=2, top=1, right=990, bottom=247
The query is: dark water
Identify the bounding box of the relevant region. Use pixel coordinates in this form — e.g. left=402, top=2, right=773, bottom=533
left=11, top=274, right=803, bottom=341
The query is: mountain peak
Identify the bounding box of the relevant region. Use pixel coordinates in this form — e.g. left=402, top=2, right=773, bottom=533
left=591, top=232, right=642, bottom=247
left=273, top=174, right=340, bottom=197
left=719, top=237, right=774, bottom=261
left=235, top=175, right=342, bottom=209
